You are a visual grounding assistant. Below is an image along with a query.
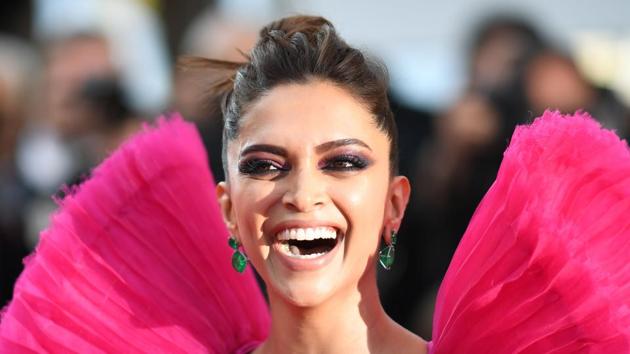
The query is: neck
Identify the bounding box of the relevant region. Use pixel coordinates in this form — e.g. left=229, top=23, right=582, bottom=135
left=258, top=267, right=392, bottom=354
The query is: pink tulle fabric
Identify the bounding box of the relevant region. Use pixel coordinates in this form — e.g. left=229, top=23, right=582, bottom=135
left=0, top=114, right=270, bottom=353
left=2, top=110, right=629, bottom=353
left=429, top=111, right=630, bottom=353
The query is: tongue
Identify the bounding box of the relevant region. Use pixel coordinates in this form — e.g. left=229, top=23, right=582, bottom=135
left=286, top=238, right=337, bottom=256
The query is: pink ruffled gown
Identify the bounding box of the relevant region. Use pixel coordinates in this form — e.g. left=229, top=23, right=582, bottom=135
left=1, top=111, right=629, bottom=353
left=0, top=115, right=269, bottom=353
left=429, top=111, right=630, bottom=353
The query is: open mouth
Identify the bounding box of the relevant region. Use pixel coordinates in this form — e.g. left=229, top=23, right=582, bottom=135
left=276, top=227, right=340, bottom=259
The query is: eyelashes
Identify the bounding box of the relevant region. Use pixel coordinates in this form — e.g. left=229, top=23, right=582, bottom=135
left=320, top=154, right=370, bottom=171
left=238, top=159, right=288, bottom=176
left=238, top=154, right=371, bottom=177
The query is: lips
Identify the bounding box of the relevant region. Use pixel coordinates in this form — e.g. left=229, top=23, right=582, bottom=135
left=276, top=227, right=339, bottom=259
left=269, top=223, right=344, bottom=270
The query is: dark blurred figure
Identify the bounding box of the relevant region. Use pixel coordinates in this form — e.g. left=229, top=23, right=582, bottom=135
left=463, top=14, right=548, bottom=141
left=391, top=15, right=549, bottom=337
left=525, top=50, right=630, bottom=139
left=0, top=0, right=35, bottom=307
left=160, top=0, right=215, bottom=58
left=39, top=33, right=141, bottom=174
left=0, top=1, right=33, bottom=39
left=0, top=36, right=39, bottom=307
left=42, top=33, right=140, bottom=146
left=15, top=33, right=142, bottom=260
left=403, top=16, right=630, bottom=337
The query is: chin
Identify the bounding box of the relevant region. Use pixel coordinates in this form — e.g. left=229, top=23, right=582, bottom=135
left=270, top=274, right=340, bottom=308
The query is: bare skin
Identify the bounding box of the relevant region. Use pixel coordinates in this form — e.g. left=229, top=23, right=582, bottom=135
left=255, top=265, right=426, bottom=354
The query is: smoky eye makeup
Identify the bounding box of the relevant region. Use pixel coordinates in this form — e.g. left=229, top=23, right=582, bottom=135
left=319, top=152, right=372, bottom=172
left=238, top=157, right=289, bottom=176
left=237, top=143, right=290, bottom=177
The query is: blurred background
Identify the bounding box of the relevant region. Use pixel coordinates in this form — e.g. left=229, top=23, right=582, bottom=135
left=1, top=0, right=629, bottom=339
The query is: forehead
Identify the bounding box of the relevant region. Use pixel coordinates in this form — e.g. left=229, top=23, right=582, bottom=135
left=235, top=80, right=384, bottom=147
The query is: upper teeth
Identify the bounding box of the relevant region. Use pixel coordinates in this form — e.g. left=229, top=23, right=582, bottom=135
left=277, top=227, right=337, bottom=241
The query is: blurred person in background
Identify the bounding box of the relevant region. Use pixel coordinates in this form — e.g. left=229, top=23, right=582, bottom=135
left=525, top=49, right=630, bottom=139
left=13, top=0, right=170, bottom=249
left=41, top=33, right=141, bottom=161
left=2, top=0, right=170, bottom=310
left=15, top=33, right=143, bottom=254
left=0, top=35, right=39, bottom=308
left=35, top=0, right=171, bottom=116
left=396, top=14, right=549, bottom=336
left=404, top=14, right=630, bottom=336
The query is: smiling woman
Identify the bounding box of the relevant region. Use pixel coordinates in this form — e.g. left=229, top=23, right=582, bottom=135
left=216, top=81, right=418, bottom=352
left=2, top=14, right=630, bottom=354
left=202, top=16, right=423, bottom=352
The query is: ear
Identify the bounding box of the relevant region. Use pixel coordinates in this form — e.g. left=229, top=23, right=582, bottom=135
left=383, top=175, right=411, bottom=243
left=216, top=181, right=238, bottom=236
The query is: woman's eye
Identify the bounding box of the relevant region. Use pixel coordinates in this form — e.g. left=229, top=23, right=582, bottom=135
left=238, top=159, right=287, bottom=176
left=322, top=154, right=370, bottom=171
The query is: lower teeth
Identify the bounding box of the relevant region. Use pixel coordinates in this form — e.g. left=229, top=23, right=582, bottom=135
left=290, top=252, right=326, bottom=259
left=279, top=243, right=328, bottom=259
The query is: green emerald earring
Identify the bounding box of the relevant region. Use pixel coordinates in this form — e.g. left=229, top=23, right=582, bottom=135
left=228, top=236, right=248, bottom=273
left=378, top=230, right=397, bottom=270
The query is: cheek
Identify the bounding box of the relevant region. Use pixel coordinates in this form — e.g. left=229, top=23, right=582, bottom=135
left=230, top=181, right=280, bottom=273
left=331, top=173, right=389, bottom=276
left=346, top=167, right=388, bottom=201
left=332, top=172, right=389, bottom=231
left=231, top=180, right=278, bottom=237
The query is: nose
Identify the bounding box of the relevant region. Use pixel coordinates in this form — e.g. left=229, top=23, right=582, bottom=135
left=281, top=166, right=327, bottom=212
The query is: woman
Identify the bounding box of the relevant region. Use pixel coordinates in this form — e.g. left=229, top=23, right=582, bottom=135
left=1, top=15, right=629, bottom=353
left=208, top=16, right=424, bottom=353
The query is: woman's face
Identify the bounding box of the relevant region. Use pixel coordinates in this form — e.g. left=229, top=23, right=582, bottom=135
left=217, top=80, right=408, bottom=307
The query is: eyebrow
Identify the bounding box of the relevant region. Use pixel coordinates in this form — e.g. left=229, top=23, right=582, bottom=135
left=240, top=144, right=288, bottom=158
left=315, top=138, right=372, bottom=153
left=240, top=138, right=371, bottom=158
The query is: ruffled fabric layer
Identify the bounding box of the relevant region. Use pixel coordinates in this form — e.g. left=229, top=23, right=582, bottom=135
left=0, top=115, right=270, bottom=353
left=430, top=111, right=630, bottom=353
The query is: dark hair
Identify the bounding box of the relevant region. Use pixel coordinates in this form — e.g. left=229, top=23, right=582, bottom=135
left=468, top=14, right=547, bottom=80
left=179, top=15, right=398, bottom=177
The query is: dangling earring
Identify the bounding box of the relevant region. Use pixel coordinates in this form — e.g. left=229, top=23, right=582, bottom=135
left=228, top=236, right=248, bottom=273
left=378, top=230, right=397, bottom=270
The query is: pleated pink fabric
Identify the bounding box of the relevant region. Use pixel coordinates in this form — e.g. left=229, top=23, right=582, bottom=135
left=2, top=110, right=629, bottom=353
left=0, top=114, right=270, bottom=353
left=429, top=111, right=630, bottom=353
